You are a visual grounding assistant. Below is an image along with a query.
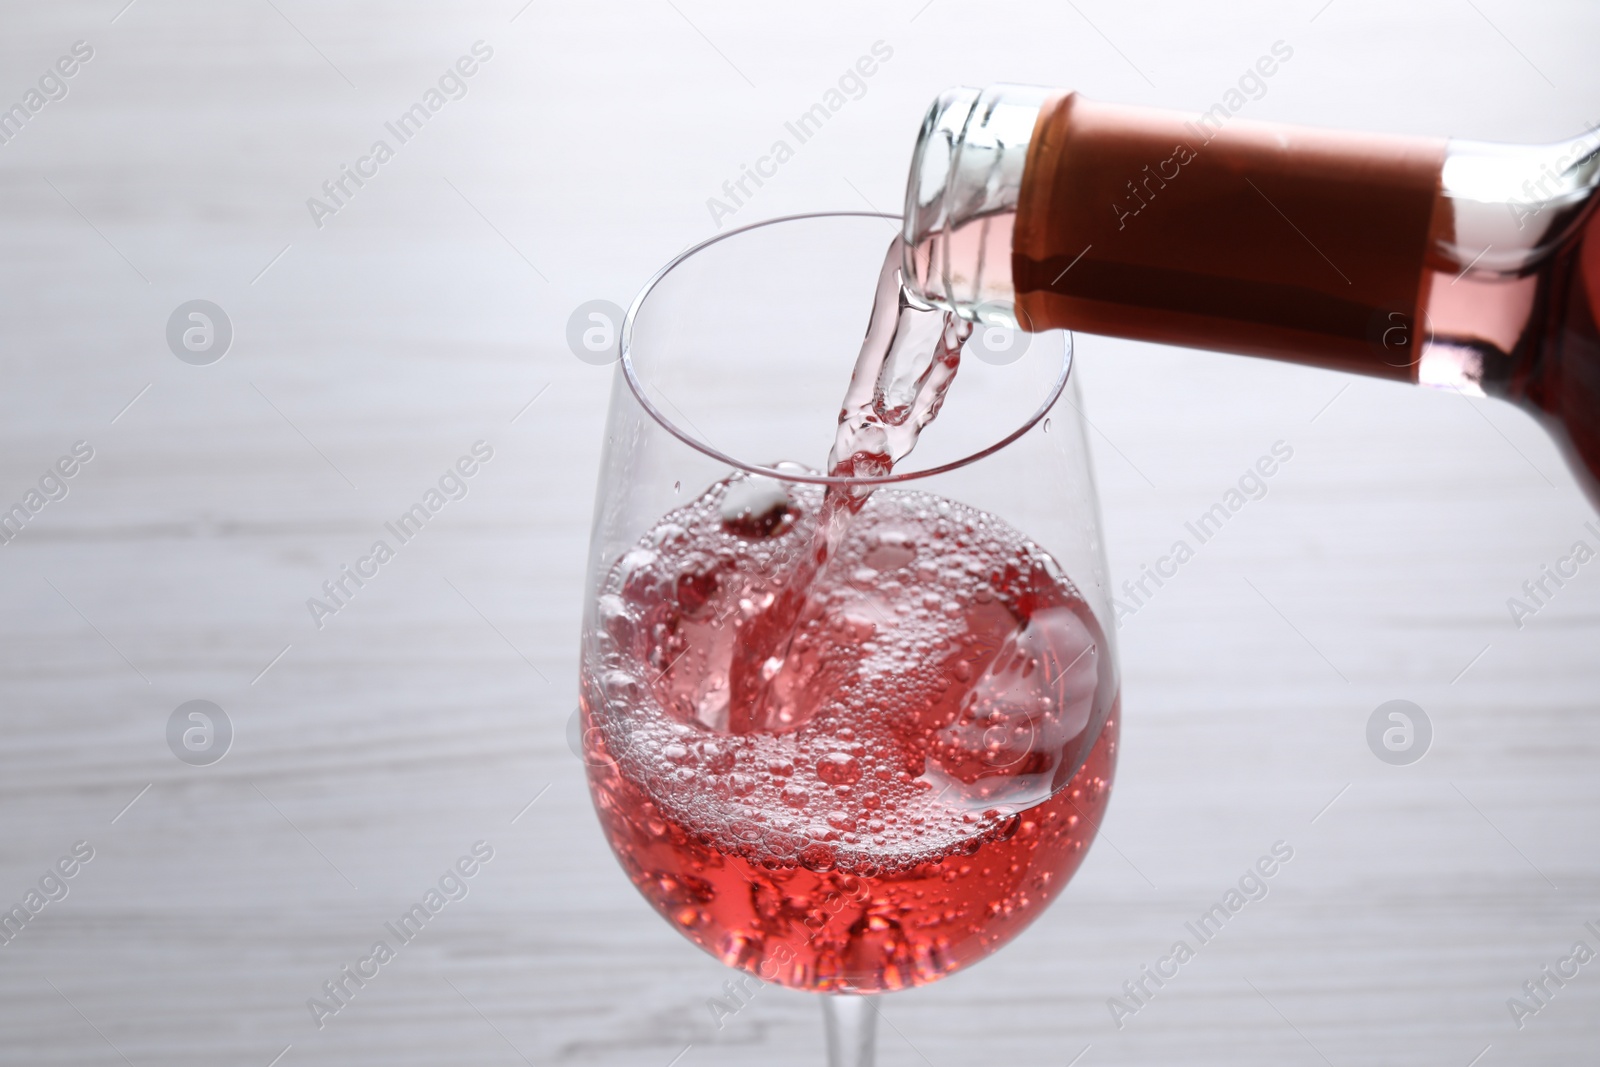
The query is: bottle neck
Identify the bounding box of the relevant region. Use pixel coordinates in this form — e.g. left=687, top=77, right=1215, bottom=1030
left=1418, top=129, right=1600, bottom=398
left=900, top=85, right=1048, bottom=327
left=1437, top=131, right=1600, bottom=275
left=902, top=86, right=1600, bottom=385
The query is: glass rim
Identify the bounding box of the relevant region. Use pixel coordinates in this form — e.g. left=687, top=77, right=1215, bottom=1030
left=619, top=210, right=1072, bottom=488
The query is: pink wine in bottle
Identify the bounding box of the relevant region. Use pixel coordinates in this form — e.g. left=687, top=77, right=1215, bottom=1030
left=903, top=86, right=1600, bottom=502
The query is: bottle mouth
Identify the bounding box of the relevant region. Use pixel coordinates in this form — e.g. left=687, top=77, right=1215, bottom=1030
left=900, top=84, right=1051, bottom=325
left=901, top=87, right=984, bottom=314
left=619, top=211, right=1071, bottom=488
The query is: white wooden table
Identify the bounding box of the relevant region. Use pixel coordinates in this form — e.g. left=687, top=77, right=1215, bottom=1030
left=1, top=1, right=1597, bottom=1064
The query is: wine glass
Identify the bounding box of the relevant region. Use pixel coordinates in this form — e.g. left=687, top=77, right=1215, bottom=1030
left=578, top=212, right=1119, bottom=1066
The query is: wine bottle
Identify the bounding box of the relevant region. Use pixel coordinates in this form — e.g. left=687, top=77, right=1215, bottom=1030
left=901, top=86, right=1600, bottom=502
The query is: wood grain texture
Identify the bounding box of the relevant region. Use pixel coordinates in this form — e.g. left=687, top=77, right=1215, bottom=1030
left=1, top=2, right=1597, bottom=1065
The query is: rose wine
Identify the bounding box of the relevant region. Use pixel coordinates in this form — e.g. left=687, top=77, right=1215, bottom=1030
left=725, top=240, right=973, bottom=729
left=584, top=225, right=1113, bottom=991
left=903, top=87, right=1600, bottom=501
left=580, top=478, right=1116, bottom=992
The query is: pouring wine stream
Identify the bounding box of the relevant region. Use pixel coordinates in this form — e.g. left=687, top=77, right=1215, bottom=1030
left=726, top=240, right=974, bottom=731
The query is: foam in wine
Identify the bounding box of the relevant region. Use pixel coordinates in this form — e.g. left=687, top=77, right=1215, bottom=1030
left=582, top=480, right=1117, bottom=991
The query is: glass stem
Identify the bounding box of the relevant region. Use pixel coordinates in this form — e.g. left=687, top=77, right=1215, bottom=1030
left=822, top=993, right=877, bottom=1067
